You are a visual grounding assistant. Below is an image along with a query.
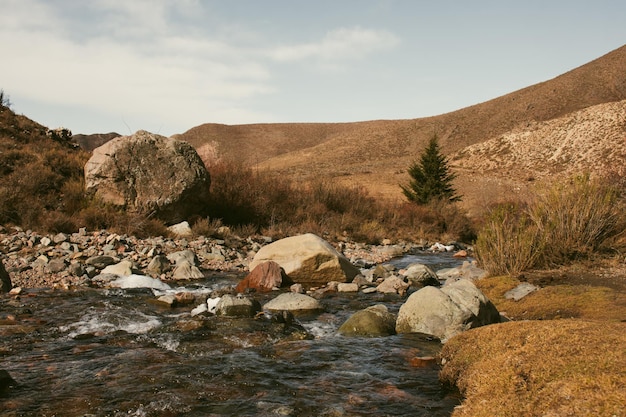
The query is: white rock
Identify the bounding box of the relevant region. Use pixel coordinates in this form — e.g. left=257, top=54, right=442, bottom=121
left=168, top=221, right=193, bottom=237
left=191, top=303, right=208, bottom=317
left=206, top=297, right=221, bottom=314
left=110, top=274, right=171, bottom=290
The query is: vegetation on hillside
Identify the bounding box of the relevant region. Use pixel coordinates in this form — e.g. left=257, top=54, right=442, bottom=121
left=203, top=160, right=474, bottom=243
left=0, top=100, right=473, bottom=243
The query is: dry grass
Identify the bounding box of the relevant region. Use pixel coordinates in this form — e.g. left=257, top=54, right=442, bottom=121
left=439, top=320, right=626, bottom=417
left=439, top=267, right=626, bottom=417
left=476, top=275, right=626, bottom=321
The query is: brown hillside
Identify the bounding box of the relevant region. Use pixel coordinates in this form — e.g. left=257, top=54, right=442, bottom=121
left=73, top=132, right=120, bottom=152
left=175, top=45, right=626, bottom=210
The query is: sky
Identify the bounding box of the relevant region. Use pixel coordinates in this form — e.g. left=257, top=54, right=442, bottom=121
left=1, top=1, right=625, bottom=137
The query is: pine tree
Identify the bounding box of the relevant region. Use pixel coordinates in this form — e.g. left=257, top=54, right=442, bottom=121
left=401, top=134, right=461, bottom=204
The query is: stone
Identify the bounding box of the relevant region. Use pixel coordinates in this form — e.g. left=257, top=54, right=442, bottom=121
left=337, top=283, right=359, bottom=292
left=90, top=273, right=120, bottom=287
left=216, top=294, right=261, bottom=317
left=403, top=263, right=440, bottom=287
left=236, top=261, right=291, bottom=293
left=249, top=233, right=360, bottom=286
left=174, top=292, right=196, bottom=306
left=376, top=276, right=410, bottom=296
left=172, top=260, right=204, bottom=280
left=437, top=261, right=488, bottom=282
left=46, top=258, right=67, bottom=274
left=290, top=283, right=304, bottom=294
left=109, top=274, right=171, bottom=290
left=167, top=250, right=198, bottom=266
left=156, top=294, right=177, bottom=307
left=206, top=297, right=221, bottom=314
left=84, top=130, right=211, bottom=224
left=263, top=293, right=323, bottom=314
left=85, top=255, right=119, bottom=269
left=396, top=279, right=500, bottom=342
left=101, top=259, right=135, bottom=277
left=504, top=282, right=539, bottom=301
left=146, top=255, right=171, bottom=276
left=338, top=304, right=396, bottom=337
left=168, top=221, right=193, bottom=237
left=53, top=233, right=68, bottom=243
left=0, top=261, right=12, bottom=293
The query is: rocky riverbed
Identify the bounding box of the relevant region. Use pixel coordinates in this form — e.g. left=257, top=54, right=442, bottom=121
left=0, top=226, right=436, bottom=291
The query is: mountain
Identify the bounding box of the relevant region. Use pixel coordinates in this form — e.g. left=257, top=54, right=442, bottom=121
left=165, top=45, right=626, bottom=213
left=73, top=132, right=121, bottom=152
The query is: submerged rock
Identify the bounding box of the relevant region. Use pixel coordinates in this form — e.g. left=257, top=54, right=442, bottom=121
left=338, top=304, right=396, bottom=337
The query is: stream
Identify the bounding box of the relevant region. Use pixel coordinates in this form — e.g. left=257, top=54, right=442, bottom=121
left=1, top=252, right=463, bottom=416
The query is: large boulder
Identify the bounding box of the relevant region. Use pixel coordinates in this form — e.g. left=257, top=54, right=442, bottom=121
left=249, top=234, right=360, bottom=286
left=396, top=279, right=500, bottom=342
left=84, top=130, right=210, bottom=224
left=338, top=304, right=397, bottom=337
left=0, top=261, right=12, bottom=293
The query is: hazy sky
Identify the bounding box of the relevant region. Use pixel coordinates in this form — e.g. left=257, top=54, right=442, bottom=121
left=1, top=0, right=625, bottom=136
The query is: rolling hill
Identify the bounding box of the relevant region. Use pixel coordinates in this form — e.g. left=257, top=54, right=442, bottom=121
left=169, top=44, right=626, bottom=214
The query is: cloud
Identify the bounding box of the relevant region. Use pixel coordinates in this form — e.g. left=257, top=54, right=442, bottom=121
left=269, top=26, right=400, bottom=63
left=0, top=1, right=401, bottom=133
left=0, top=0, right=275, bottom=132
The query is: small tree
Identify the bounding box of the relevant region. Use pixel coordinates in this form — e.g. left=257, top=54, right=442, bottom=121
left=401, top=134, right=461, bottom=204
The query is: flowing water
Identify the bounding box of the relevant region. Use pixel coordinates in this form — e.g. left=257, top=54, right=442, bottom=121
left=1, top=252, right=463, bottom=416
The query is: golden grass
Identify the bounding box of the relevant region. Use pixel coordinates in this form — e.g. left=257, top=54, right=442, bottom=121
left=440, top=270, right=626, bottom=417
left=439, top=320, right=626, bottom=417
left=476, top=276, right=626, bottom=321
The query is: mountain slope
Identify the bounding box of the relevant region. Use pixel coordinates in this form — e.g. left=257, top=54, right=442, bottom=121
left=177, top=44, right=626, bottom=208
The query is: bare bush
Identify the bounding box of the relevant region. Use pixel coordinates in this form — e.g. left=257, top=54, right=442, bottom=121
left=529, top=174, right=622, bottom=265
left=475, top=174, right=624, bottom=276
left=475, top=202, right=543, bottom=276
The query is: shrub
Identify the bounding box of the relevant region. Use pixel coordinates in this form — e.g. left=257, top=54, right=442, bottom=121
left=475, top=202, right=543, bottom=277
left=529, top=174, right=622, bottom=265
left=475, top=174, right=624, bottom=276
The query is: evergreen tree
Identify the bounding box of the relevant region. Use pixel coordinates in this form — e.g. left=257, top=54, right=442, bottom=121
left=401, top=134, right=461, bottom=204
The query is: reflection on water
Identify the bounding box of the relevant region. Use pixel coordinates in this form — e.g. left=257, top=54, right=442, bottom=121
left=0, top=252, right=462, bottom=416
